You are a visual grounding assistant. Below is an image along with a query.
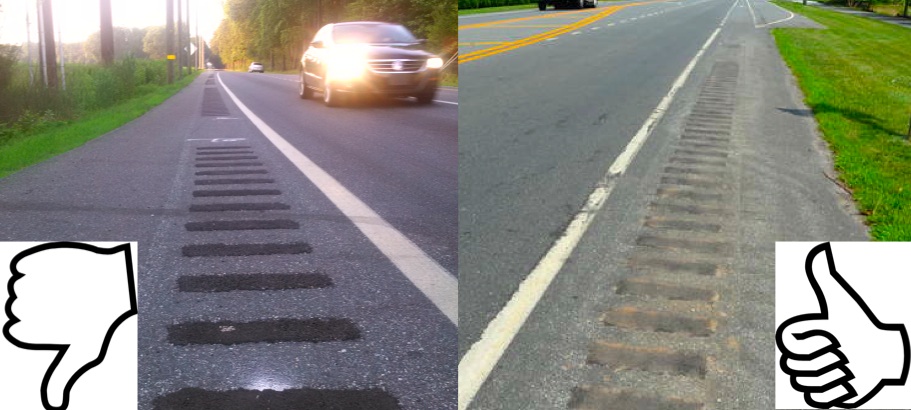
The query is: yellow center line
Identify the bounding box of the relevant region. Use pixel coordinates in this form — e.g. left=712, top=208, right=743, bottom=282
left=458, top=0, right=667, bottom=64
left=458, top=8, right=596, bottom=30
left=458, top=41, right=507, bottom=46
left=489, top=24, right=566, bottom=28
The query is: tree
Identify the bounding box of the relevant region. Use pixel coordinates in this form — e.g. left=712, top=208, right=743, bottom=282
left=143, top=26, right=167, bottom=60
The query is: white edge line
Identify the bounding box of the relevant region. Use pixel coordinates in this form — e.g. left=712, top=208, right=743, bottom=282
left=745, top=0, right=759, bottom=26
left=456, top=1, right=740, bottom=409
left=757, top=0, right=795, bottom=27
left=434, top=100, right=459, bottom=105
left=216, top=73, right=458, bottom=325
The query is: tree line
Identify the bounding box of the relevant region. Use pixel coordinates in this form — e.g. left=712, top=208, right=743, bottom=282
left=210, top=0, right=457, bottom=71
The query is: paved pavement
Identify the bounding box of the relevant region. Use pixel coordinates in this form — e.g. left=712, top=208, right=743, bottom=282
left=0, top=71, right=457, bottom=409
left=458, top=0, right=864, bottom=408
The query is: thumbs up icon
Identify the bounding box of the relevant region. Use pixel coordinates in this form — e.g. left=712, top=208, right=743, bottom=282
left=2, top=242, right=137, bottom=410
left=776, top=242, right=910, bottom=409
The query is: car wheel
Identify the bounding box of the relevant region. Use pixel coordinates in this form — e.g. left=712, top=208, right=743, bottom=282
left=323, top=77, right=340, bottom=107
left=299, top=72, right=312, bottom=99
left=416, top=88, right=436, bottom=105
left=538, top=1, right=546, bottom=10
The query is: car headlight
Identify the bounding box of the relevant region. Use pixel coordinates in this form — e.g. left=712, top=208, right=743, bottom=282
left=426, top=57, right=443, bottom=69
left=328, top=48, right=368, bottom=80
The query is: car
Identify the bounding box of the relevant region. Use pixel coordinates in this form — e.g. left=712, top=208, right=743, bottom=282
left=538, top=0, right=598, bottom=10
left=299, top=22, right=442, bottom=106
left=248, top=62, right=264, bottom=73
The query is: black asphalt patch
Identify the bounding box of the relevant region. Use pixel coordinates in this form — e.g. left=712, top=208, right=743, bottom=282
left=196, top=145, right=252, bottom=150
left=192, top=189, right=281, bottom=197
left=152, top=387, right=400, bottom=410
left=195, top=155, right=259, bottom=161
left=194, top=178, right=275, bottom=185
left=185, top=219, right=299, bottom=231
left=182, top=242, right=312, bottom=257
left=194, top=162, right=264, bottom=168
left=178, top=272, right=333, bottom=292
left=167, top=318, right=360, bottom=345
left=195, top=150, right=255, bottom=155
left=195, top=169, right=269, bottom=176
left=188, top=202, right=291, bottom=212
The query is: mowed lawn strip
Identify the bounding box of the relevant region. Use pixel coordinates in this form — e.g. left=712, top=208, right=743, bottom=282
left=0, top=72, right=199, bottom=179
left=772, top=2, right=911, bottom=240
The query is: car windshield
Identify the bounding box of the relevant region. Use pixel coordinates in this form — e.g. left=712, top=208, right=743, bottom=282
left=332, top=24, right=417, bottom=45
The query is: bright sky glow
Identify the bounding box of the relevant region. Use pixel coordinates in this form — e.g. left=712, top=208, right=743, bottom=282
left=0, top=0, right=225, bottom=45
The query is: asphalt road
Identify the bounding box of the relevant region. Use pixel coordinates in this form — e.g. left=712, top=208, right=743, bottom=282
left=0, top=71, right=457, bottom=409
left=458, top=0, right=866, bottom=408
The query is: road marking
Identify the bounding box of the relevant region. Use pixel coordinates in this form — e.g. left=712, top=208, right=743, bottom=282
left=572, top=31, right=581, bottom=35
left=492, top=24, right=565, bottom=28
left=216, top=73, right=457, bottom=325
left=459, top=8, right=594, bottom=30
left=756, top=0, right=795, bottom=27
left=433, top=100, right=459, bottom=105
left=459, top=4, right=630, bottom=63
left=744, top=0, right=758, bottom=26
left=456, top=1, right=739, bottom=408
left=215, top=117, right=238, bottom=120
left=608, top=22, right=616, bottom=26
left=458, top=41, right=507, bottom=46
left=592, top=26, right=601, bottom=30
left=187, top=138, right=246, bottom=142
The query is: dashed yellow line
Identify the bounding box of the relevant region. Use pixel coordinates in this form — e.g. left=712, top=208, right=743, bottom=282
left=458, top=0, right=667, bottom=64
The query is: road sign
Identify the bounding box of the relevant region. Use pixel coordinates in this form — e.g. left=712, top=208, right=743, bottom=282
left=185, top=43, right=197, bottom=55
left=167, top=54, right=176, bottom=60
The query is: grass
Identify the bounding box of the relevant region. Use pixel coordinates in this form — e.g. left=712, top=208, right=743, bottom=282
left=0, top=72, right=199, bottom=179
left=772, top=1, right=911, bottom=239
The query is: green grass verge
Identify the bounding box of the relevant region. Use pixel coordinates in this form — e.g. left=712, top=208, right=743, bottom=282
left=440, top=72, right=459, bottom=87
left=772, top=1, right=911, bottom=240
left=0, top=72, right=200, bottom=179
left=459, top=4, right=537, bottom=15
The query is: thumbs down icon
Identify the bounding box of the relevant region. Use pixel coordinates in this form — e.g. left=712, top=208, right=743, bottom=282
left=2, top=242, right=137, bottom=410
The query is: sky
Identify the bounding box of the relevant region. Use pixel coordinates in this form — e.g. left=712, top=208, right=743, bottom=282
left=0, top=0, right=225, bottom=45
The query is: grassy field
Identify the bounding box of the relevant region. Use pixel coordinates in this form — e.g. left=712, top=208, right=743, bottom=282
left=773, top=2, right=911, bottom=240
left=0, top=72, right=198, bottom=178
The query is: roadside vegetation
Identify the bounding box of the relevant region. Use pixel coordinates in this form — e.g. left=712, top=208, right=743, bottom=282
left=459, top=0, right=537, bottom=9
left=817, top=0, right=911, bottom=17
left=772, top=2, right=911, bottom=240
left=0, top=54, right=198, bottom=178
left=459, top=3, right=537, bottom=14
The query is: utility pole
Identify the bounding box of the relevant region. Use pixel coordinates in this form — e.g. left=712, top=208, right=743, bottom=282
left=186, top=0, right=191, bottom=72
left=41, top=0, right=58, bottom=89
left=26, top=3, right=33, bottom=87
left=58, top=14, right=65, bottom=90
left=37, top=0, right=47, bottom=88
left=177, top=0, right=183, bottom=78
left=167, top=0, right=174, bottom=83
left=100, top=0, right=114, bottom=65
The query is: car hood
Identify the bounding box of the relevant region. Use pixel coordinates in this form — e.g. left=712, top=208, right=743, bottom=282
left=362, top=45, right=433, bottom=60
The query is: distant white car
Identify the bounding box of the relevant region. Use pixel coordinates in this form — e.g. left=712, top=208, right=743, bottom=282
left=248, top=62, right=264, bottom=73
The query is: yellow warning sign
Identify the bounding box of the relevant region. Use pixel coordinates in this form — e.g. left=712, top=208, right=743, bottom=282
left=167, top=54, right=176, bottom=60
